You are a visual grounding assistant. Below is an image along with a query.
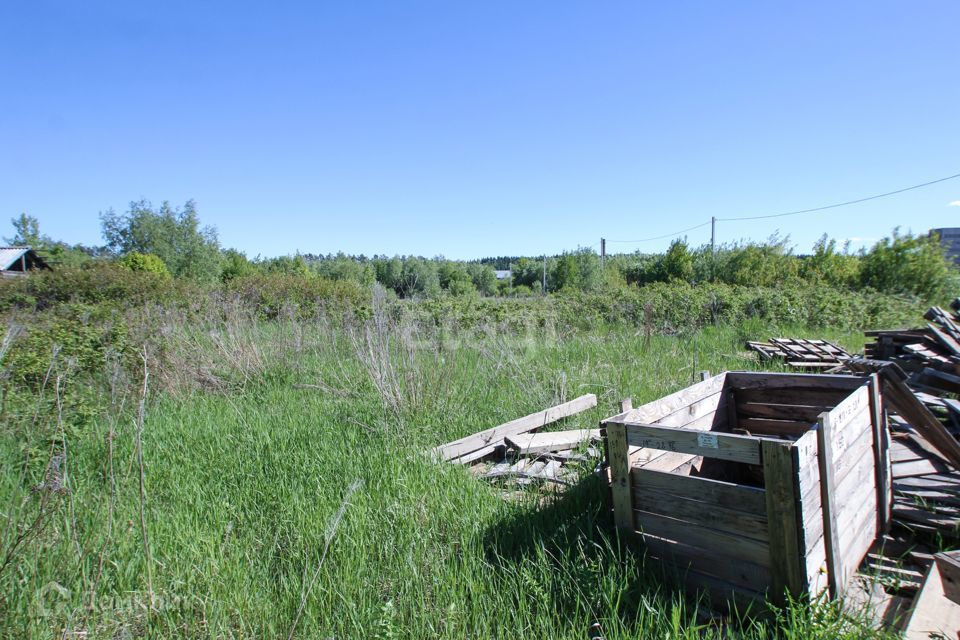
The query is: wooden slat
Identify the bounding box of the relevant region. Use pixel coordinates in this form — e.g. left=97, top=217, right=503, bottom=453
left=632, top=486, right=768, bottom=541
left=436, top=393, right=597, bottom=461
left=643, top=391, right=726, bottom=430
left=726, top=372, right=865, bottom=392
left=611, top=373, right=727, bottom=424
left=927, top=322, right=960, bottom=357
left=640, top=533, right=771, bottom=592
left=624, top=423, right=762, bottom=464
left=875, top=367, right=960, bottom=470
left=937, top=551, right=960, bottom=605
left=504, top=429, right=600, bottom=455
left=734, top=387, right=852, bottom=408
left=762, top=439, right=806, bottom=603
left=632, top=510, right=770, bottom=567
left=736, top=401, right=830, bottom=422
left=736, top=417, right=814, bottom=437
left=607, top=422, right=634, bottom=530
left=893, top=457, right=951, bottom=479
left=868, top=375, right=891, bottom=532
left=631, top=467, right=766, bottom=515
left=903, top=561, right=960, bottom=640
left=817, top=411, right=843, bottom=599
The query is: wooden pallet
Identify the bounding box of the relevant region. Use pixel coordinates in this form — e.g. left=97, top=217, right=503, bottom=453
left=746, top=338, right=851, bottom=369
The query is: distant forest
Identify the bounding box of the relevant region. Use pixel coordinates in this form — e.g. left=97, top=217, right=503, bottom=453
left=4, top=199, right=958, bottom=304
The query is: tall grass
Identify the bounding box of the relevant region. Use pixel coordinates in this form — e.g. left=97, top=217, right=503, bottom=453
left=0, top=304, right=895, bottom=639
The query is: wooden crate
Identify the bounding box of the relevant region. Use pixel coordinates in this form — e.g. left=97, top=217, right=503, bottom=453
left=603, top=372, right=891, bottom=606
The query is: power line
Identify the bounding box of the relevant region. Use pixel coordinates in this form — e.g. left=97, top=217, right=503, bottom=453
left=717, top=171, right=960, bottom=222
left=606, top=220, right=712, bottom=244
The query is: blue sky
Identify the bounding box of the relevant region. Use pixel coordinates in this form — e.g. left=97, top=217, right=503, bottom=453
left=2, top=1, right=959, bottom=259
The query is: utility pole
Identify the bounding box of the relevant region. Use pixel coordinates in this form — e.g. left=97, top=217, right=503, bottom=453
left=600, top=238, right=606, bottom=270
left=508, top=262, right=512, bottom=295
left=710, top=216, right=716, bottom=281
left=542, top=255, right=547, bottom=295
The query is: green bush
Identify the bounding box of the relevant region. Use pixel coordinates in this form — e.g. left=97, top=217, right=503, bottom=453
left=4, top=304, right=129, bottom=389
left=223, top=273, right=369, bottom=319
left=0, top=264, right=196, bottom=312
left=116, top=251, right=171, bottom=277
left=860, top=229, right=957, bottom=302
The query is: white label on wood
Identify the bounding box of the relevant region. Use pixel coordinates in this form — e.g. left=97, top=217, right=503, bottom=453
left=697, top=433, right=719, bottom=449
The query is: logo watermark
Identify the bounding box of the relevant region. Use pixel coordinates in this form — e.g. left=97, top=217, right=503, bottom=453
left=35, top=582, right=189, bottom=618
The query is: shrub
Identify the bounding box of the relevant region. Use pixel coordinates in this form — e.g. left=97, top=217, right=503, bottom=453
left=223, top=273, right=368, bottom=319
left=0, top=264, right=195, bottom=312
left=860, top=229, right=957, bottom=302
left=116, top=251, right=171, bottom=277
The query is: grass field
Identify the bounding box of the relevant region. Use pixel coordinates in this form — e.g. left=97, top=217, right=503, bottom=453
left=0, top=306, right=897, bottom=639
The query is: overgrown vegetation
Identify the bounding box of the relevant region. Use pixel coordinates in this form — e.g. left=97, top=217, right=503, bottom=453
left=0, top=206, right=952, bottom=637
left=0, top=292, right=897, bottom=639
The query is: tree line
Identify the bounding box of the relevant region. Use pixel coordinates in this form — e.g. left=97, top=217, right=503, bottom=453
left=5, top=199, right=958, bottom=303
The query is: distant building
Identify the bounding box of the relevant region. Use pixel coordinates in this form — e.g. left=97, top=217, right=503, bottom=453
left=494, top=269, right=512, bottom=280
left=0, top=246, right=51, bottom=278
left=932, top=228, right=960, bottom=265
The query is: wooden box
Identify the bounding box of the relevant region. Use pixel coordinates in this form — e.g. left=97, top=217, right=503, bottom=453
left=602, top=372, right=891, bottom=606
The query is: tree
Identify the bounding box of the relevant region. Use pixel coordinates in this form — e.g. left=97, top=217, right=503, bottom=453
left=658, top=239, right=694, bottom=282
left=220, top=249, right=255, bottom=282
left=550, top=253, right=580, bottom=292
left=860, top=229, right=956, bottom=302
left=800, top=235, right=861, bottom=289
left=5, top=213, right=42, bottom=246
left=466, top=263, right=497, bottom=296
left=100, top=199, right=222, bottom=281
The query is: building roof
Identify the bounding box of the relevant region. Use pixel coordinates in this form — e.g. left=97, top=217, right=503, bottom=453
left=0, top=246, right=49, bottom=271
left=494, top=269, right=512, bottom=280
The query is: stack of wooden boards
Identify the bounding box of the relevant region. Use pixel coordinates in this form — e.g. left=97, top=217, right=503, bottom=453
left=865, top=303, right=960, bottom=380
left=432, top=394, right=601, bottom=488
left=746, top=337, right=851, bottom=370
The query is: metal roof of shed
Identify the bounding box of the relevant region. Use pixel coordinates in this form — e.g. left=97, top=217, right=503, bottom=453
left=0, top=247, right=32, bottom=270
left=0, top=246, right=50, bottom=271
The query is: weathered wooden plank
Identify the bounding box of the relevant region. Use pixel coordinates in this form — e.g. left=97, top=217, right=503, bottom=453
left=632, top=487, right=769, bottom=541
left=640, top=533, right=771, bottom=592
left=762, top=439, right=806, bottom=603
left=637, top=450, right=700, bottom=473
left=624, top=423, right=762, bottom=464
left=833, top=439, right=878, bottom=505
left=903, top=560, right=960, bottom=640
left=828, top=385, right=871, bottom=433
left=632, top=509, right=771, bottom=567
left=611, top=373, right=727, bottom=424
left=817, top=412, right=843, bottom=599
left=937, top=551, right=960, bottom=605
left=734, top=387, right=852, bottom=409
left=876, top=367, right=960, bottom=470
left=436, top=393, right=597, bottom=462
left=868, top=375, right=891, bottom=533
left=726, top=372, right=865, bottom=392
left=632, top=467, right=767, bottom=515
left=643, top=391, right=726, bottom=430
left=927, top=322, right=960, bottom=357
left=736, top=401, right=831, bottom=422
left=893, top=456, right=950, bottom=479
left=736, top=417, right=815, bottom=437
left=504, top=429, right=600, bottom=455
left=607, top=422, right=634, bottom=530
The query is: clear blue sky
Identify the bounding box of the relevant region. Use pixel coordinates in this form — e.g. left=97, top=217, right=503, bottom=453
left=2, top=1, right=959, bottom=259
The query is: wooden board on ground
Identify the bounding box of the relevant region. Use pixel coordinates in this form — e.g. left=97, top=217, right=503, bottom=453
left=504, top=429, right=600, bottom=455
left=434, top=393, right=597, bottom=463
left=903, top=560, right=960, bottom=640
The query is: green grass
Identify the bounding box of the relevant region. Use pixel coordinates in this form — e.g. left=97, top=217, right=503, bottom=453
left=0, top=314, right=894, bottom=639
